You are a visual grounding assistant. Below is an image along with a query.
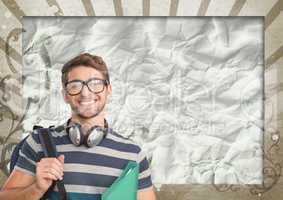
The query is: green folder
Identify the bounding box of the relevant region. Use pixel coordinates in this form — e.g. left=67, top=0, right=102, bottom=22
left=102, top=161, right=139, bottom=200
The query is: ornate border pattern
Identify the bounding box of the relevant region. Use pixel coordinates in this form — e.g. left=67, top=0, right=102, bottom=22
left=0, top=1, right=282, bottom=199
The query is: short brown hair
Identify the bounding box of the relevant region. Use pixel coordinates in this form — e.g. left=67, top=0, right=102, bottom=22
left=61, top=53, right=110, bottom=86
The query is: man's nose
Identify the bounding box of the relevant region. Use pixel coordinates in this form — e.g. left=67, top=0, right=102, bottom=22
left=80, top=84, right=91, bottom=96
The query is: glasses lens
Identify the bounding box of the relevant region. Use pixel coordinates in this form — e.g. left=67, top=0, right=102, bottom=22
left=87, top=79, right=105, bottom=93
left=66, top=81, right=83, bottom=95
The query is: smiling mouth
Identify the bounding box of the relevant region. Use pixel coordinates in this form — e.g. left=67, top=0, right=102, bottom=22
left=79, top=100, right=97, bottom=105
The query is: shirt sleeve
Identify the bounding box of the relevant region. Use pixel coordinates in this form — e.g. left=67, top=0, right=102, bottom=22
left=137, top=149, right=153, bottom=191
left=14, top=131, right=43, bottom=176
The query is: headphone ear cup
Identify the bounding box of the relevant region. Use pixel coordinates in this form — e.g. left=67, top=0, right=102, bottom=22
left=86, top=127, right=105, bottom=148
left=67, top=124, right=84, bottom=146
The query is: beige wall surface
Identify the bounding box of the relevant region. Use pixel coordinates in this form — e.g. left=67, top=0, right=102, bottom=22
left=0, top=0, right=282, bottom=200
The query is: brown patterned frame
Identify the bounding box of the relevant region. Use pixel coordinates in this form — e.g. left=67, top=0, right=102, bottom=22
left=0, top=1, right=282, bottom=199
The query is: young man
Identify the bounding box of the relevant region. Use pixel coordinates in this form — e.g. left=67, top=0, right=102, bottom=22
left=0, top=53, right=156, bottom=200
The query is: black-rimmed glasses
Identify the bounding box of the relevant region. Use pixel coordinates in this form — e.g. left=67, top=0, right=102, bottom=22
left=65, top=78, right=108, bottom=96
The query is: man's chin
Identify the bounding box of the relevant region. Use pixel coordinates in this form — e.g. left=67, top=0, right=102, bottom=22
left=72, top=104, right=106, bottom=119
left=77, top=111, right=100, bottom=119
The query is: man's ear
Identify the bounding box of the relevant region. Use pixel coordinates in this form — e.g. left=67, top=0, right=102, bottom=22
left=106, top=84, right=112, bottom=96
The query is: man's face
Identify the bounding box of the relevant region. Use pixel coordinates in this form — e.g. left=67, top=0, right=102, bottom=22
left=63, top=66, right=111, bottom=119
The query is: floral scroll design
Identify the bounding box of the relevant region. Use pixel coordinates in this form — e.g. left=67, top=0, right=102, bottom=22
left=0, top=77, right=25, bottom=176
left=249, top=130, right=281, bottom=195
left=0, top=27, right=54, bottom=177
left=5, top=28, right=24, bottom=73
left=212, top=129, right=282, bottom=195
left=0, top=27, right=29, bottom=176
left=0, top=77, right=36, bottom=176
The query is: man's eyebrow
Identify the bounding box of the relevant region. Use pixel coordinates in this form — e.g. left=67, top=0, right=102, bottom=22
left=67, top=77, right=104, bottom=82
left=67, top=79, right=82, bottom=83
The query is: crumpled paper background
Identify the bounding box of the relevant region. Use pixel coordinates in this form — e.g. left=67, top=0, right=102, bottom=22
left=22, top=17, right=263, bottom=184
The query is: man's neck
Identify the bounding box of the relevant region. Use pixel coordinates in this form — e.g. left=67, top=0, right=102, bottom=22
left=70, top=115, right=105, bottom=134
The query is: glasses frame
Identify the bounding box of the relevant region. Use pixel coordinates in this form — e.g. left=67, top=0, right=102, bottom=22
left=65, top=77, right=108, bottom=96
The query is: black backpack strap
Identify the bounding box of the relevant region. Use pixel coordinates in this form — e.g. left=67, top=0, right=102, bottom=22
left=38, top=128, right=67, bottom=200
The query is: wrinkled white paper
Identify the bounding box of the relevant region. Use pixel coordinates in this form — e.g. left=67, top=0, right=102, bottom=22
left=22, top=17, right=263, bottom=184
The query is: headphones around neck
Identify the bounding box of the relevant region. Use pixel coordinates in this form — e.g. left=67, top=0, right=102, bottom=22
left=66, top=119, right=108, bottom=148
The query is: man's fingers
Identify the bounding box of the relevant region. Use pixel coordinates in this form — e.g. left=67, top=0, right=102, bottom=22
left=41, top=171, right=59, bottom=181
left=57, top=155, right=65, bottom=164
left=39, top=158, right=64, bottom=171
left=38, top=165, right=63, bottom=180
left=45, top=168, right=63, bottom=180
left=37, top=157, right=64, bottom=179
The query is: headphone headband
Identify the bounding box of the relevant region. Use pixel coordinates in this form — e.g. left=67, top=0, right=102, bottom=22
left=66, top=118, right=108, bottom=129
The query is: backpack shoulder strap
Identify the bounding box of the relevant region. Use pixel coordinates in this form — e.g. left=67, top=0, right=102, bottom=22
left=38, top=128, right=57, bottom=157
left=37, top=128, right=67, bottom=200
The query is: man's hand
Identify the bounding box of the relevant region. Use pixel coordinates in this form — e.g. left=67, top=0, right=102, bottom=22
left=138, top=187, right=156, bottom=200
left=35, top=155, right=65, bottom=193
left=0, top=155, right=65, bottom=200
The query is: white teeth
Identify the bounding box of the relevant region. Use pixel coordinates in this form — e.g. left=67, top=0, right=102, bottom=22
left=80, top=100, right=95, bottom=105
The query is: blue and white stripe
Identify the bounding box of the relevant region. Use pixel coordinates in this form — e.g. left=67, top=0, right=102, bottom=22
left=15, top=124, right=153, bottom=199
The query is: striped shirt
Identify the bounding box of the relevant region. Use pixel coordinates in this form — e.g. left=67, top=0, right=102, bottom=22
left=15, top=123, right=153, bottom=200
